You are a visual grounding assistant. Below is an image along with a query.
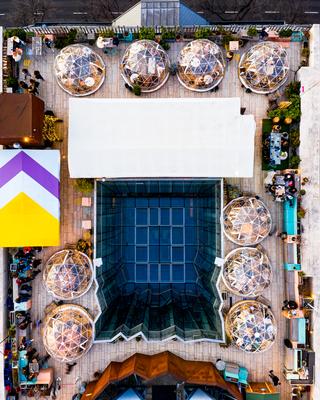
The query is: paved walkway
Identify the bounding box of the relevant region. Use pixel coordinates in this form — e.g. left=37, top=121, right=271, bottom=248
left=25, top=39, right=302, bottom=399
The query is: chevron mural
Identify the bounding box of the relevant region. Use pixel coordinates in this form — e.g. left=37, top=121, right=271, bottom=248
left=0, top=150, right=60, bottom=247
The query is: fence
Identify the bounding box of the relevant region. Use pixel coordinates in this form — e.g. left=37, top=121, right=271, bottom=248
left=21, top=23, right=311, bottom=36
left=0, top=26, right=2, bottom=93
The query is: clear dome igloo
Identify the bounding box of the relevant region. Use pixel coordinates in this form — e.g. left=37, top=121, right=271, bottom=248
left=238, top=42, right=289, bottom=94
left=225, top=300, right=277, bottom=353
left=223, top=197, right=272, bottom=246
left=43, top=249, right=93, bottom=300
left=120, top=40, right=170, bottom=92
left=54, top=44, right=105, bottom=96
left=223, top=247, right=272, bottom=297
left=177, top=39, right=225, bottom=92
left=42, top=304, right=94, bottom=362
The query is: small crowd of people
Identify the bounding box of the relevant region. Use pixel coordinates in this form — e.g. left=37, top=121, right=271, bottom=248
left=19, top=69, right=45, bottom=95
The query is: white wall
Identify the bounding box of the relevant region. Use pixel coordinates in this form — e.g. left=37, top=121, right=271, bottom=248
left=112, top=2, right=141, bottom=27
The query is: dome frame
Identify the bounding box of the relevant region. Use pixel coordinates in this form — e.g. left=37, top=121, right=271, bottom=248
left=222, top=197, right=272, bottom=246
left=42, top=304, right=94, bottom=362
left=222, top=247, right=272, bottom=297
left=120, top=40, right=170, bottom=93
left=43, top=249, right=94, bottom=300
left=238, top=41, right=289, bottom=94
left=54, top=44, right=106, bottom=96
left=225, top=300, right=277, bottom=353
left=177, top=39, right=225, bottom=92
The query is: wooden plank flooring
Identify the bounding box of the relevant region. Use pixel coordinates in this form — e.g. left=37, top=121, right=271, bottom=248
left=25, top=40, right=301, bottom=400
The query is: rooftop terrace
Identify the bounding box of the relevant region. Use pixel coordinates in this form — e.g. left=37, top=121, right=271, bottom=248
left=7, top=35, right=302, bottom=399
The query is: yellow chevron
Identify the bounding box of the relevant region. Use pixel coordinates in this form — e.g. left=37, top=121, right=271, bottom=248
left=0, top=192, right=60, bottom=247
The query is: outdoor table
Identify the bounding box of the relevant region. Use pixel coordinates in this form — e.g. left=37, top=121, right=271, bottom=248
left=216, top=360, right=226, bottom=371
left=270, top=131, right=281, bottom=165
left=29, top=362, right=39, bottom=373
left=32, top=36, right=42, bottom=56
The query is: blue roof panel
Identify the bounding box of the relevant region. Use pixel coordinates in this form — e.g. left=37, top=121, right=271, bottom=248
left=179, top=3, right=209, bottom=26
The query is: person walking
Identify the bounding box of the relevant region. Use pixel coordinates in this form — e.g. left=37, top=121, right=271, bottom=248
left=22, top=68, right=31, bottom=80
left=34, top=70, right=45, bottom=81
left=269, top=370, right=281, bottom=386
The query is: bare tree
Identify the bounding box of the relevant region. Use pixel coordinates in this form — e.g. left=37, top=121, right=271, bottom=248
left=81, top=0, right=135, bottom=23
left=188, top=0, right=307, bottom=23
left=10, top=0, right=55, bottom=26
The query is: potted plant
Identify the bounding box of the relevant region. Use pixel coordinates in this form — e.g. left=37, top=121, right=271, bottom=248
left=74, top=178, right=94, bottom=194
left=133, top=84, right=141, bottom=96
left=247, top=26, right=258, bottom=37
left=6, top=76, right=19, bottom=91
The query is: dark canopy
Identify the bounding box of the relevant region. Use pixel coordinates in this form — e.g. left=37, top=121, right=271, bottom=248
left=0, top=93, right=44, bottom=145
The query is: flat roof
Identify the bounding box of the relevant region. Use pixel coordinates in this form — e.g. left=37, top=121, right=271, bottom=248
left=68, top=97, right=255, bottom=178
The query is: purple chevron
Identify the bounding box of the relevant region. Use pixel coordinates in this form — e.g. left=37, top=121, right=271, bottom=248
left=0, top=151, right=59, bottom=199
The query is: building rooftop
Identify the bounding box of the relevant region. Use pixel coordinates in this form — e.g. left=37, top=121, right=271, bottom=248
left=3, top=34, right=303, bottom=399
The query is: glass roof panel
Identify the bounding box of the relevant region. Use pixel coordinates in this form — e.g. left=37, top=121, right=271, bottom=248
left=42, top=304, right=94, bottom=362
left=54, top=44, right=105, bottom=96
left=43, top=249, right=93, bottom=300
left=120, top=40, right=170, bottom=92
left=223, top=197, right=272, bottom=246
left=225, top=300, right=277, bottom=353
left=177, top=39, right=225, bottom=92
left=223, top=247, right=272, bottom=297
left=238, top=42, right=289, bottom=94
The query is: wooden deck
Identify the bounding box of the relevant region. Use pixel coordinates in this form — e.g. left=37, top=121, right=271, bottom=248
left=26, top=40, right=302, bottom=400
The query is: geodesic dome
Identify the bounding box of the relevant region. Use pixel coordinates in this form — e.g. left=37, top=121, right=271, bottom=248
left=54, top=44, right=105, bottom=96
left=223, top=247, right=272, bottom=297
left=223, top=197, right=272, bottom=246
left=238, top=42, right=289, bottom=94
left=42, top=304, right=94, bottom=362
left=177, top=39, right=225, bottom=92
left=120, top=40, right=170, bottom=92
left=225, top=300, right=276, bottom=353
left=43, top=249, right=93, bottom=300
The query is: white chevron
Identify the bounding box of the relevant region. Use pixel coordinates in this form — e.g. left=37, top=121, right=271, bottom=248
left=0, top=150, right=60, bottom=179
left=0, top=171, right=59, bottom=219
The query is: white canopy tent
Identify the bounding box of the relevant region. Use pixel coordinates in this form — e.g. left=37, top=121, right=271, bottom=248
left=68, top=97, right=255, bottom=178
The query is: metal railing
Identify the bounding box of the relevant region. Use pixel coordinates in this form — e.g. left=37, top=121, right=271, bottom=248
left=21, top=23, right=312, bottom=36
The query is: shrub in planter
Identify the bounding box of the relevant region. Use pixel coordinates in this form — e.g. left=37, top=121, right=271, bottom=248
left=160, top=41, right=170, bottom=51
left=100, top=29, right=115, bottom=38
left=247, top=26, right=258, bottom=37
left=299, top=189, right=306, bottom=196
left=290, top=130, right=300, bottom=149
left=297, top=207, right=306, bottom=219
left=133, top=84, right=141, bottom=96
left=139, top=27, right=156, bottom=40
left=301, top=48, right=310, bottom=58
left=194, top=27, right=212, bottom=39
left=6, top=76, right=18, bottom=89
left=285, top=81, right=301, bottom=98
left=279, top=29, right=293, bottom=38
left=74, top=178, right=94, bottom=194
left=4, top=28, right=27, bottom=41
left=161, top=27, right=176, bottom=41
left=289, top=155, right=301, bottom=169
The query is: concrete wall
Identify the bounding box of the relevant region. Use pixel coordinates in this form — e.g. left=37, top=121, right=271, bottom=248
left=297, top=23, right=320, bottom=400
